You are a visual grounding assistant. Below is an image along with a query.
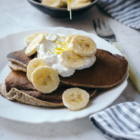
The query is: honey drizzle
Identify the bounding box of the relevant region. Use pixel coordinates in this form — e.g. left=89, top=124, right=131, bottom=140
left=67, top=0, right=72, bottom=20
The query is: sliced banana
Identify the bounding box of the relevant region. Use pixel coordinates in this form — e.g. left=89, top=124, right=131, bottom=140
left=78, top=55, right=96, bottom=70
left=60, top=0, right=67, bottom=7
left=41, top=0, right=61, bottom=8
left=71, top=1, right=91, bottom=9
left=25, top=34, right=46, bottom=57
left=76, top=0, right=91, bottom=2
left=27, top=58, right=47, bottom=81
left=70, top=35, right=96, bottom=57
left=25, top=32, right=48, bottom=45
left=61, top=50, right=85, bottom=69
left=66, top=34, right=76, bottom=44
left=31, top=66, right=60, bottom=94
left=62, top=88, right=89, bottom=111
left=61, top=0, right=75, bottom=6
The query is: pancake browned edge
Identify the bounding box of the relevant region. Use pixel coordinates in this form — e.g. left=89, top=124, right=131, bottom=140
left=7, top=49, right=36, bottom=72
left=7, top=49, right=128, bottom=89
left=0, top=71, right=97, bottom=108
left=9, top=62, right=27, bottom=72
left=7, top=49, right=32, bottom=68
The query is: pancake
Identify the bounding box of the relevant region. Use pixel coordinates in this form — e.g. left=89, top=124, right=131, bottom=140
left=7, top=49, right=128, bottom=88
left=9, top=62, right=27, bottom=72
left=60, top=49, right=128, bottom=88
left=7, top=49, right=36, bottom=68
left=0, top=71, right=97, bottom=107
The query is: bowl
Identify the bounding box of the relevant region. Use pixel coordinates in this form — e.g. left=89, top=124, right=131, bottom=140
left=27, top=0, right=98, bottom=18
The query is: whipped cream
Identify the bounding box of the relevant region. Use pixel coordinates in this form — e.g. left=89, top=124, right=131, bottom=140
left=37, top=33, right=96, bottom=77
left=37, top=33, right=75, bottom=77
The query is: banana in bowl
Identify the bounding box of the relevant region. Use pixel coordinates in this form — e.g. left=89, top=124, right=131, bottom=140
left=41, top=0, right=92, bottom=19
left=27, top=0, right=98, bottom=18
left=41, top=0, right=92, bottom=9
left=0, top=32, right=128, bottom=111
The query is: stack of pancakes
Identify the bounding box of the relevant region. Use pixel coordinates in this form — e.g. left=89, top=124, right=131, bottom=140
left=0, top=49, right=128, bottom=108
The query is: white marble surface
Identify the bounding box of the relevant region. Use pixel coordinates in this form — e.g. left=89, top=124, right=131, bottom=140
left=0, top=0, right=140, bottom=140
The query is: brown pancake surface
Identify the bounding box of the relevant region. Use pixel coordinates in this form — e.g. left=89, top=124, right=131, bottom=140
left=5, top=71, right=96, bottom=104
left=7, top=49, right=128, bottom=88
left=7, top=49, right=35, bottom=68
left=60, top=49, right=128, bottom=88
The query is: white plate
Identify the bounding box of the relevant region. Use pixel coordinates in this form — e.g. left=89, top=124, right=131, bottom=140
left=0, top=27, right=128, bottom=123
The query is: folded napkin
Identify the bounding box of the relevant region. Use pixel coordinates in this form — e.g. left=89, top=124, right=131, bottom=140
left=90, top=102, right=140, bottom=140
left=97, top=0, right=140, bottom=29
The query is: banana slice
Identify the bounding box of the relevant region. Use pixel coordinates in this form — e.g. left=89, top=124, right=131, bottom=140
left=62, top=88, right=89, bottom=111
left=60, top=0, right=67, bottom=7
left=71, top=1, right=91, bottom=9
left=61, top=50, right=85, bottom=69
left=25, top=34, right=46, bottom=56
left=41, top=0, right=61, bottom=8
left=70, top=35, right=97, bottom=57
left=25, top=32, right=48, bottom=45
left=31, top=66, right=60, bottom=94
left=76, top=0, right=91, bottom=2
left=66, top=34, right=76, bottom=44
left=27, top=58, right=47, bottom=82
left=60, top=0, right=76, bottom=7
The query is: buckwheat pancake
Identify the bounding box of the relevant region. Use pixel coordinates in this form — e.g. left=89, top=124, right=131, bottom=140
left=7, top=49, right=128, bottom=88
left=7, top=49, right=36, bottom=71
left=7, top=49, right=31, bottom=68
left=60, top=49, right=128, bottom=88
left=0, top=71, right=97, bottom=107
left=9, top=62, right=27, bottom=72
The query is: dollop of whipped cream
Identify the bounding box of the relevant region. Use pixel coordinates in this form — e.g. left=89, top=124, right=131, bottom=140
left=37, top=33, right=96, bottom=77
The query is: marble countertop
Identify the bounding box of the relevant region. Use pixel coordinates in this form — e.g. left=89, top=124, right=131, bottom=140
left=0, top=0, right=140, bottom=140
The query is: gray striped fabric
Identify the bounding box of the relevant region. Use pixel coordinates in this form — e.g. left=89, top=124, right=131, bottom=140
left=90, top=102, right=140, bottom=140
left=97, top=0, right=140, bottom=29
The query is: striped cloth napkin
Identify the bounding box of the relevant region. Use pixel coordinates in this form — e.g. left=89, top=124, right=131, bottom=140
left=90, top=102, right=140, bottom=140
left=97, top=0, right=140, bottom=29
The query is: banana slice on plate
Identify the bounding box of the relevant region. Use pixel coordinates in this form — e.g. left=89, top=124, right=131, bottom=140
left=70, top=35, right=97, bottom=57
left=61, top=50, right=85, bottom=69
left=66, top=34, right=76, bottom=44
left=42, top=0, right=61, bottom=8
left=27, top=58, right=47, bottom=81
left=71, top=1, right=91, bottom=9
left=25, top=32, right=48, bottom=45
left=62, top=88, right=90, bottom=111
left=25, top=34, right=46, bottom=57
left=31, top=66, right=60, bottom=94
